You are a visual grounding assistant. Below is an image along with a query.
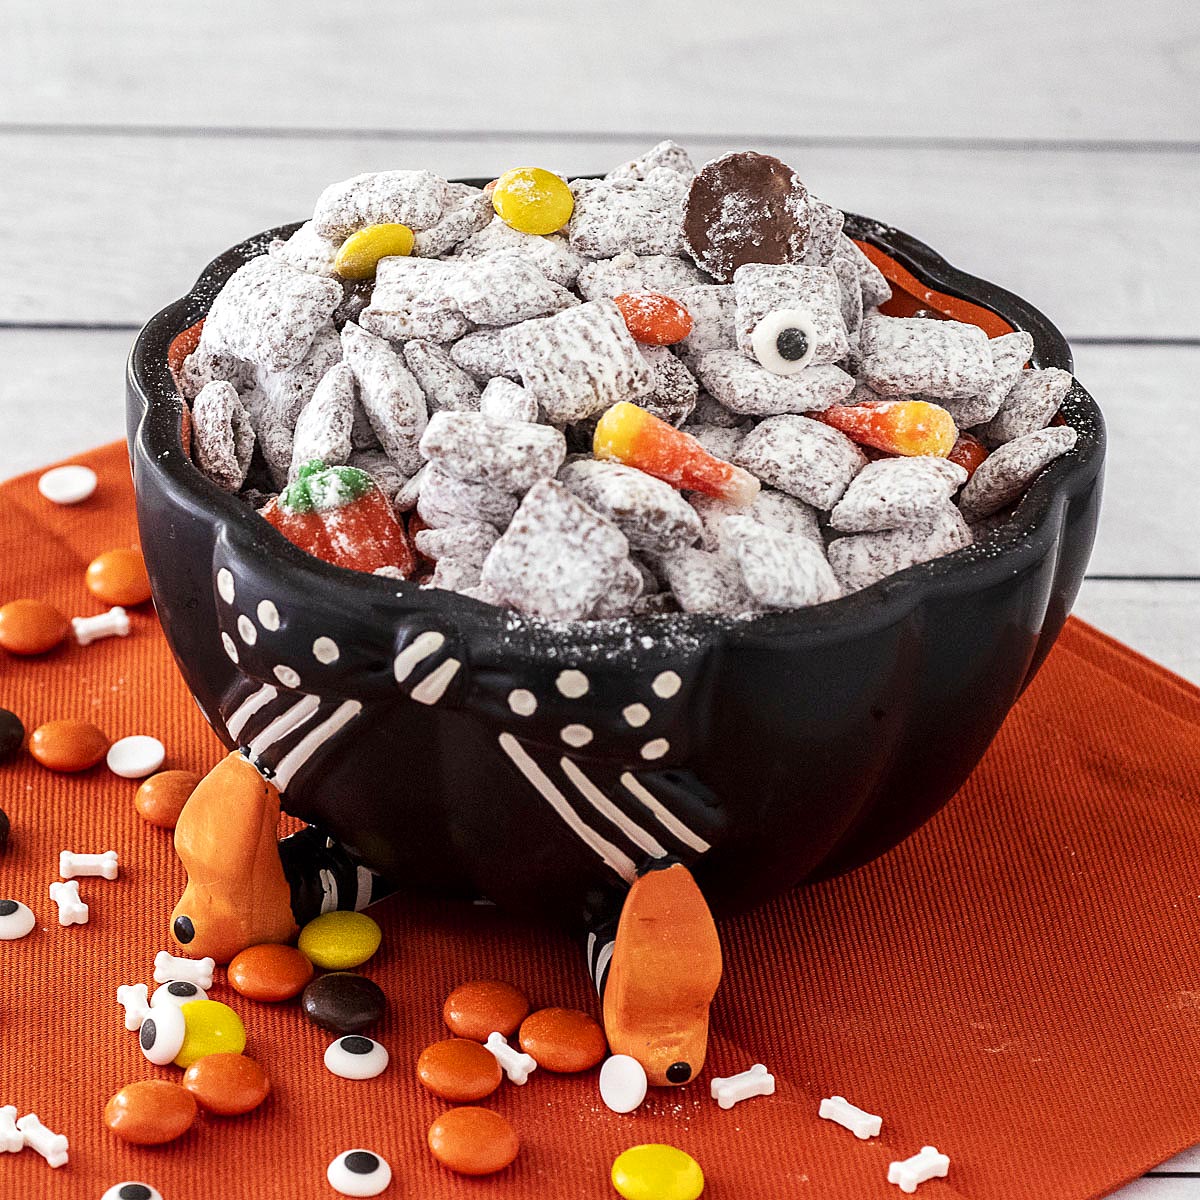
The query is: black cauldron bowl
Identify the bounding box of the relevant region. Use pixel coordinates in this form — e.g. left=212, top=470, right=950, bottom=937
left=126, top=197, right=1105, bottom=932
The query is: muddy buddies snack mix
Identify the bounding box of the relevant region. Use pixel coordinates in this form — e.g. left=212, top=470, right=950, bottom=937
left=175, top=143, right=1079, bottom=618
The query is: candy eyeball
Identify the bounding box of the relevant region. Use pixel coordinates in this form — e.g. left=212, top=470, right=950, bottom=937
left=0, top=898, right=36, bottom=941
left=325, top=1034, right=390, bottom=1080
left=151, top=980, right=208, bottom=1009
left=327, top=1149, right=393, bottom=1197
left=138, top=1003, right=186, bottom=1066
left=750, top=308, right=818, bottom=375
left=102, top=1185, right=163, bottom=1200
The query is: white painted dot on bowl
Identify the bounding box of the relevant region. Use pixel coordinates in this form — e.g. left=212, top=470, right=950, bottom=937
left=237, top=615, right=257, bottom=645
left=257, top=599, right=280, bottom=631
left=508, top=689, right=537, bottom=717
left=640, top=738, right=670, bottom=761
left=37, top=464, right=97, bottom=505
left=556, top=669, right=589, bottom=699
left=107, top=735, right=166, bottom=779
left=313, top=636, right=340, bottom=664
left=622, top=703, right=651, bottom=728
left=274, top=664, right=301, bottom=689
left=221, top=632, right=239, bottom=663
left=651, top=671, right=681, bottom=699
left=216, top=569, right=236, bottom=605
left=561, top=724, right=594, bottom=749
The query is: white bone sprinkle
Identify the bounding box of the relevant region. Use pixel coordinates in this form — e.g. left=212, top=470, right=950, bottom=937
left=818, top=1094, right=882, bottom=1139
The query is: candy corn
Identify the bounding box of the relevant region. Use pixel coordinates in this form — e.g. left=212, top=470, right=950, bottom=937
left=820, top=400, right=956, bottom=458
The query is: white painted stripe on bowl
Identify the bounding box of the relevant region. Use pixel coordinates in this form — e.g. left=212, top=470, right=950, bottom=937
left=620, top=772, right=711, bottom=855
left=560, top=758, right=668, bottom=861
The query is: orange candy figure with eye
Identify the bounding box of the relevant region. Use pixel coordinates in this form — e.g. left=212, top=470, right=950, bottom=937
left=819, top=399, right=956, bottom=458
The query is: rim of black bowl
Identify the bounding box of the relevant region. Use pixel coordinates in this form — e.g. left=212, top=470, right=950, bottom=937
left=128, top=184, right=1105, bottom=652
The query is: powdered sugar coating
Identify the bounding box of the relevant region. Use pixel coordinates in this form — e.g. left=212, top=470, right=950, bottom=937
left=419, top=410, right=566, bottom=494
left=637, top=346, right=699, bottom=426
left=449, top=329, right=520, bottom=382
left=591, top=558, right=647, bottom=618
left=733, top=263, right=849, bottom=365
left=289, top=362, right=356, bottom=481
left=605, top=140, right=695, bottom=182
left=678, top=422, right=750, bottom=462
left=269, top=221, right=342, bottom=278
left=412, top=183, right=493, bottom=258
left=691, top=488, right=821, bottom=551
left=977, top=367, right=1074, bottom=446
left=734, top=415, right=867, bottom=508
left=479, top=378, right=539, bottom=424
left=939, top=330, right=1033, bottom=428
left=313, top=170, right=450, bottom=239
left=829, top=505, right=973, bottom=592
left=658, top=548, right=757, bottom=615
left=858, top=311, right=995, bottom=400
left=348, top=448, right=409, bottom=499
left=455, top=217, right=586, bottom=288
left=402, top=341, right=481, bottom=413
left=453, top=256, right=577, bottom=326
left=958, top=426, right=1078, bottom=521
left=178, top=341, right=255, bottom=402
left=837, top=235, right=892, bottom=308
left=192, top=380, right=255, bottom=493
left=673, top=285, right=738, bottom=370
left=801, top=196, right=845, bottom=267
left=697, top=351, right=854, bottom=416
left=829, top=456, right=968, bottom=533
left=718, top=516, right=840, bottom=609
left=576, top=252, right=708, bottom=302
left=417, top=463, right=518, bottom=530
left=360, top=258, right=474, bottom=342
left=567, top=174, right=689, bottom=259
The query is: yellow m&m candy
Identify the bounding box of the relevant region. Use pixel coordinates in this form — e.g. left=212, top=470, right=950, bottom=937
left=334, top=222, right=414, bottom=279
left=611, top=1144, right=705, bottom=1200
left=298, top=910, right=383, bottom=970
left=174, top=1000, right=246, bottom=1069
left=491, top=167, right=574, bottom=235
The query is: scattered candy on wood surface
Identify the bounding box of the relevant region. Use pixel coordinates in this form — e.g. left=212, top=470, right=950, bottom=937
left=0, top=1105, right=23, bottom=1153
left=610, top=1143, right=705, bottom=1200
left=181, top=1052, right=270, bottom=1114
left=325, top=1034, right=390, bottom=1080
left=29, top=719, right=109, bottom=772
left=154, top=949, right=215, bottom=989
left=173, top=999, right=246, bottom=1068
left=138, top=1003, right=186, bottom=1065
left=417, top=1037, right=503, bottom=1102
left=427, top=1106, right=520, bottom=1176
left=102, top=1184, right=164, bottom=1200
left=106, top=734, right=166, bottom=779
left=518, top=1006, right=606, bottom=1073
left=297, top=909, right=382, bottom=970
left=491, top=166, right=574, bottom=235
left=483, top=1031, right=537, bottom=1085
left=301, top=971, right=387, bottom=1034
left=104, top=1080, right=197, bottom=1146
left=151, top=980, right=209, bottom=1009
left=599, top=1054, right=649, bottom=1114
left=72, top=606, right=131, bottom=646
left=228, top=942, right=314, bottom=1002
left=888, top=1145, right=950, bottom=1194
left=37, top=463, right=98, bottom=505
left=0, top=708, right=23, bottom=762
left=16, top=1112, right=69, bottom=1168
left=0, top=598, right=70, bottom=656
left=327, top=1148, right=393, bottom=1197
left=443, top=979, right=530, bottom=1040
left=819, top=1094, right=882, bottom=1139
left=117, top=983, right=152, bottom=1031
left=48, top=880, right=88, bottom=926
left=710, top=1062, right=775, bottom=1109
left=59, top=849, right=119, bottom=880
left=85, top=547, right=152, bottom=607
left=0, top=899, right=36, bottom=940
left=134, top=769, right=201, bottom=830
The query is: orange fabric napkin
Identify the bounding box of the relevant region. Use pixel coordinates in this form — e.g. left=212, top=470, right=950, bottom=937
left=1, top=442, right=1199, bottom=1199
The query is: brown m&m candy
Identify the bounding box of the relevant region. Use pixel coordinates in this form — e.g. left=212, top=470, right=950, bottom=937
left=443, top=980, right=530, bottom=1041
left=518, top=1006, right=607, bottom=1073
left=682, top=151, right=811, bottom=283
left=301, top=971, right=386, bottom=1034
left=134, top=769, right=202, bottom=829
left=417, top=1038, right=502, bottom=1102
left=29, top=719, right=108, bottom=772
left=0, top=599, right=69, bottom=656
left=427, top=1106, right=520, bottom=1176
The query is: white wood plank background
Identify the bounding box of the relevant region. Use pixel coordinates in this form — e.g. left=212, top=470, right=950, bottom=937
left=0, top=5, right=1197, bottom=1194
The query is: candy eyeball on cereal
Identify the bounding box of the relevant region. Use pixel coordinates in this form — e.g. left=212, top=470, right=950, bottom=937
left=138, top=1003, right=186, bottom=1065
left=751, top=308, right=818, bottom=375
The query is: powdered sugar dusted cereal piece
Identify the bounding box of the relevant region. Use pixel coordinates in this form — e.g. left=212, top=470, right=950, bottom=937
left=559, top=459, right=703, bottom=554
left=691, top=389, right=745, bottom=428
left=719, top=516, right=840, bottom=609
left=829, top=505, right=973, bottom=592
left=674, top=285, right=738, bottom=369
left=504, top=298, right=655, bottom=423
left=801, top=196, right=845, bottom=267
left=679, top=422, right=749, bottom=462
left=591, top=557, right=646, bottom=618
left=178, top=340, right=255, bottom=402
left=192, top=381, right=255, bottom=492
left=659, top=548, right=756, bottom=615
left=313, top=170, right=450, bottom=239
left=606, top=140, right=696, bottom=181
left=977, top=367, right=1074, bottom=447
left=832, top=251, right=864, bottom=336
left=577, top=253, right=708, bottom=302
left=402, top=341, right=481, bottom=414
left=692, top=488, right=821, bottom=551
left=269, top=221, right=341, bottom=278
left=480, top=480, right=630, bottom=620
left=200, top=255, right=343, bottom=374
left=837, top=235, right=892, bottom=308
left=415, top=521, right=498, bottom=566
left=392, top=463, right=427, bottom=512
left=830, top=456, right=968, bottom=533
left=567, top=174, right=688, bottom=259
left=858, top=311, right=995, bottom=400
left=289, top=362, right=356, bottom=481
left=734, top=415, right=867, bottom=508
left=939, top=330, right=1033, bottom=428
left=360, top=258, right=473, bottom=342
left=412, top=183, right=493, bottom=258
left=449, top=329, right=520, bottom=383
left=454, top=256, right=578, bottom=326
left=697, top=351, right=854, bottom=416
left=420, top=410, right=566, bottom=494
left=479, top=378, right=539, bottom=424
left=339, top=322, right=428, bottom=474
left=958, top=426, right=1078, bottom=521
left=637, top=346, right=699, bottom=426
left=418, top=463, right=518, bottom=530
left=682, top=152, right=811, bottom=283
left=734, top=263, right=849, bottom=366
left=348, top=448, right=409, bottom=499
left=456, top=217, right=585, bottom=289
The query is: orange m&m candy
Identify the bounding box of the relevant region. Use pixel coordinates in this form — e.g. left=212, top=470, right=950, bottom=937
left=443, top=980, right=530, bottom=1041
left=428, top=1106, right=519, bottom=1176
left=104, top=1079, right=197, bottom=1145
left=0, top=599, right=70, bottom=656
left=417, top=1038, right=502, bottom=1102
left=518, top=1007, right=607, bottom=1073
left=614, top=292, right=693, bottom=346
left=182, top=1053, right=270, bottom=1115
left=134, top=769, right=202, bottom=829
left=228, top=943, right=315, bottom=1002
left=86, top=547, right=152, bottom=607
left=29, top=719, right=109, bottom=772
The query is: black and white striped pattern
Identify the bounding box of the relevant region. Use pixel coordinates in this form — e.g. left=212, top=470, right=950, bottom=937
left=278, top=826, right=395, bottom=926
